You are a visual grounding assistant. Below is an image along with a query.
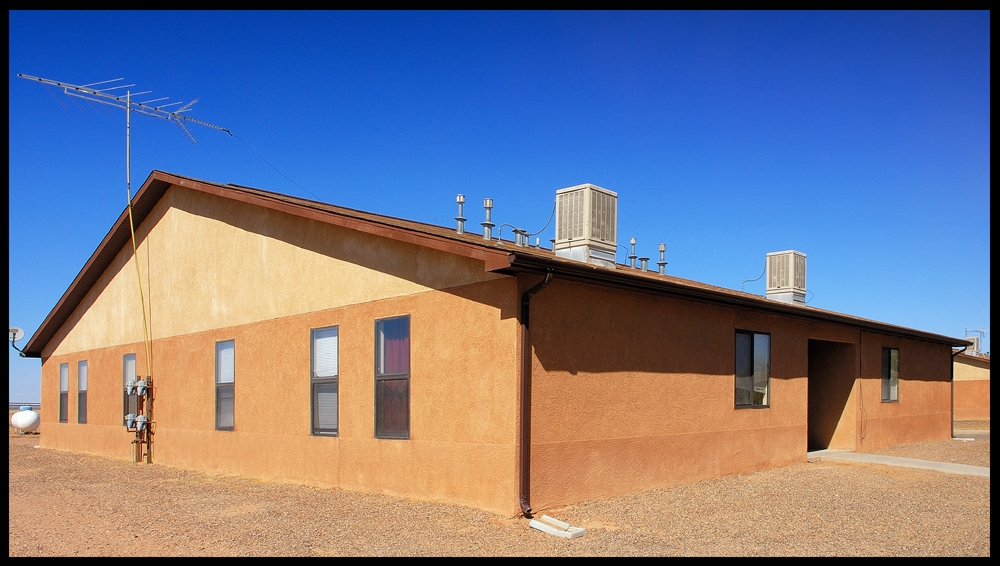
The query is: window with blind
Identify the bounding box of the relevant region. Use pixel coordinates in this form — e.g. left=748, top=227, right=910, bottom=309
left=216, top=340, right=235, bottom=431
left=881, top=347, right=899, bottom=402
left=78, top=360, right=88, bottom=424
left=375, top=316, right=410, bottom=439
left=123, top=353, right=138, bottom=423
left=59, top=363, right=69, bottom=423
left=311, top=326, right=339, bottom=436
left=735, top=330, right=770, bottom=408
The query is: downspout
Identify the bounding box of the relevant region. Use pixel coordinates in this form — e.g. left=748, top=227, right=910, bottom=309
left=519, top=271, right=553, bottom=517
left=951, top=345, right=968, bottom=439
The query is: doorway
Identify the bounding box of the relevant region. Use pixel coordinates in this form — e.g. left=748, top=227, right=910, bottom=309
left=807, top=340, right=857, bottom=451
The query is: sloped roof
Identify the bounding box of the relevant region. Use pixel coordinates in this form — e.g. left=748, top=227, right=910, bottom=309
left=22, top=170, right=970, bottom=357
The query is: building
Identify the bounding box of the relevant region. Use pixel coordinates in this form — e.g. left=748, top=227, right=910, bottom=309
left=953, top=350, right=990, bottom=422
left=22, top=171, right=970, bottom=516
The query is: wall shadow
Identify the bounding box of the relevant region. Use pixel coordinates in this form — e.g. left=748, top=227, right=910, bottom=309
left=528, top=278, right=737, bottom=377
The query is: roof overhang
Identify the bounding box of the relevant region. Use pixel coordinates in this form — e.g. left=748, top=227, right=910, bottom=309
left=492, top=252, right=971, bottom=348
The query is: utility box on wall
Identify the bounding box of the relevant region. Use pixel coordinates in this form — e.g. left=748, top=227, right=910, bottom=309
left=553, top=183, right=618, bottom=268
left=766, top=250, right=806, bottom=304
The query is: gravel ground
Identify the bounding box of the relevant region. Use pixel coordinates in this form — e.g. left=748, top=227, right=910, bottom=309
left=9, top=429, right=989, bottom=557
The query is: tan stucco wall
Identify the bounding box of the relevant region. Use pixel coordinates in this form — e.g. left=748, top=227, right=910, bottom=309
left=953, top=355, right=990, bottom=420
left=524, top=278, right=952, bottom=511
left=40, top=185, right=522, bottom=515
left=954, top=355, right=990, bottom=382
left=46, top=186, right=503, bottom=358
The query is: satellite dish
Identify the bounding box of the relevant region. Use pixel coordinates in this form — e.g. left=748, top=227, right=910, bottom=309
left=9, top=327, right=24, bottom=342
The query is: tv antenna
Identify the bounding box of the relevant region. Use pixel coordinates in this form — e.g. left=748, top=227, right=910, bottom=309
left=18, top=74, right=231, bottom=143
left=17, top=73, right=233, bottom=406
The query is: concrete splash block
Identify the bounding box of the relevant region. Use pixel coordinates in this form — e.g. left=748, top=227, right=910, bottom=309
left=529, top=515, right=586, bottom=539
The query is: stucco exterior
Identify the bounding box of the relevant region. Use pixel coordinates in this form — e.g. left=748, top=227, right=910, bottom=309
left=40, top=184, right=522, bottom=514
left=953, top=353, right=990, bottom=421
left=523, top=279, right=953, bottom=510
left=31, top=171, right=964, bottom=516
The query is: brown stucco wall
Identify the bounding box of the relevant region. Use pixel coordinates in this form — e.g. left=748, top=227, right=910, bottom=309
left=523, top=278, right=953, bottom=511
left=39, top=185, right=522, bottom=515
left=953, top=355, right=990, bottom=420
left=524, top=279, right=808, bottom=511
left=853, top=333, right=952, bottom=451
left=41, top=277, right=522, bottom=514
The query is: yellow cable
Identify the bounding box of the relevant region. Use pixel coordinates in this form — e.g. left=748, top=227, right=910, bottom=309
left=127, top=197, right=152, bottom=380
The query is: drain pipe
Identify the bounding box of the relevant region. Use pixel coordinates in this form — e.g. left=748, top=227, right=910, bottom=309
left=951, top=344, right=968, bottom=439
left=519, top=270, right=553, bottom=517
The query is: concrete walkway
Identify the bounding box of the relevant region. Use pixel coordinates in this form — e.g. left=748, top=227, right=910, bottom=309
left=808, top=442, right=990, bottom=478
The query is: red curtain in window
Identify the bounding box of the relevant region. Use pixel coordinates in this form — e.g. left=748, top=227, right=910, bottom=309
left=380, top=318, right=409, bottom=375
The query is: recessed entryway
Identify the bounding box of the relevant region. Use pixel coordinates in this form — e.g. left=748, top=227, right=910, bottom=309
left=808, top=340, right=857, bottom=451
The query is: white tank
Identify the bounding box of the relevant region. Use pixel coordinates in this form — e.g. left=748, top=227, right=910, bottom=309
left=11, top=405, right=40, bottom=433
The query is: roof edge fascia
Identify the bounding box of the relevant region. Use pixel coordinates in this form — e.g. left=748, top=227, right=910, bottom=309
left=500, top=252, right=970, bottom=348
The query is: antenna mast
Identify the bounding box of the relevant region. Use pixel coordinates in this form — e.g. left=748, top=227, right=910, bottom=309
left=19, top=73, right=231, bottom=464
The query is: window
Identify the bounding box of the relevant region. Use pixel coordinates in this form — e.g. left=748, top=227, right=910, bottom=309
left=375, top=316, right=410, bottom=439
left=311, top=326, right=339, bottom=436
left=216, top=340, right=235, bottom=430
left=881, top=347, right=899, bottom=402
left=735, top=330, right=770, bottom=408
left=123, top=353, right=138, bottom=424
left=59, top=363, right=69, bottom=423
left=78, top=360, right=88, bottom=424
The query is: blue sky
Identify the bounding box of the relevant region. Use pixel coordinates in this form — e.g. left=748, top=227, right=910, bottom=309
left=9, top=11, right=991, bottom=402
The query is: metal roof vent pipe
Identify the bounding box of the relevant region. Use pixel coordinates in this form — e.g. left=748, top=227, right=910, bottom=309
left=482, top=198, right=494, bottom=241
left=628, top=238, right=637, bottom=268
left=455, top=194, right=467, bottom=234
left=639, top=256, right=649, bottom=271
left=514, top=228, right=527, bottom=247
left=657, top=243, right=668, bottom=274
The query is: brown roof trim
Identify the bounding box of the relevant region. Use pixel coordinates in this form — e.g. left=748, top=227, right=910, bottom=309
left=24, top=170, right=969, bottom=356
left=954, top=352, right=990, bottom=365
left=497, top=252, right=971, bottom=348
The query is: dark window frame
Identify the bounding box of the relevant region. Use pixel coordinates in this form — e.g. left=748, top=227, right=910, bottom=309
left=881, top=347, right=900, bottom=403
left=374, top=315, right=410, bottom=440
left=735, top=330, right=771, bottom=409
left=59, top=362, right=69, bottom=423
left=77, top=360, right=88, bottom=424
left=311, top=325, right=339, bottom=437
left=216, top=340, right=235, bottom=431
